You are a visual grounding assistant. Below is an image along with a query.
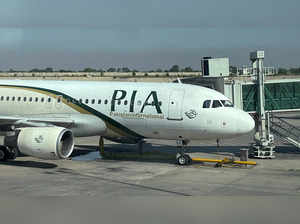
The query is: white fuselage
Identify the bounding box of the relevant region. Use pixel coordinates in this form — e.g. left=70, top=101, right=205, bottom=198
left=0, top=80, right=254, bottom=142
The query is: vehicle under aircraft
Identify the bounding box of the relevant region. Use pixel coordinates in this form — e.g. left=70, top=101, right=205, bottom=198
left=0, top=80, right=254, bottom=165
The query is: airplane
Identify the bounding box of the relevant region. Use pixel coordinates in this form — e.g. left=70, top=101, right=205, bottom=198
left=0, top=79, right=255, bottom=165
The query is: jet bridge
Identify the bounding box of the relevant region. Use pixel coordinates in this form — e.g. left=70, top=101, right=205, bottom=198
left=181, top=50, right=300, bottom=158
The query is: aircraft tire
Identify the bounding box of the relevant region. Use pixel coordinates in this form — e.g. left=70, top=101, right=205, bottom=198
left=184, top=154, right=192, bottom=165
left=177, top=155, right=188, bottom=166
left=0, top=147, right=7, bottom=161
left=7, top=147, right=18, bottom=160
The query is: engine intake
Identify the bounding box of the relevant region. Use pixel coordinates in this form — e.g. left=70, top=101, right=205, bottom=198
left=14, top=127, right=74, bottom=160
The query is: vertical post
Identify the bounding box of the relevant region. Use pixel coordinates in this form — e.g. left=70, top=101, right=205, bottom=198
left=240, top=148, right=249, bottom=167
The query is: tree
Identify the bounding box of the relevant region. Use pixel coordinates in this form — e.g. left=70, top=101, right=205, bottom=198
left=182, top=66, right=193, bottom=72
left=121, top=67, right=131, bottom=72
left=289, top=67, right=300, bottom=75
left=45, top=67, right=53, bottom=72
left=277, top=68, right=288, bottom=75
left=169, top=65, right=180, bottom=72
left=107, top=67, right=116, bottom=72
left=83, top=68, right=97, bottom=72
left=229, top=66, right=238, bottom=75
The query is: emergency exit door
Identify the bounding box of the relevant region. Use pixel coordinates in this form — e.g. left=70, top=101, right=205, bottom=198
left=167, top=89, right=185, bottom=120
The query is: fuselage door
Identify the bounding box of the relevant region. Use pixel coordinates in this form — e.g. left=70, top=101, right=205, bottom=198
left=167, top=89, right=185, bottom=120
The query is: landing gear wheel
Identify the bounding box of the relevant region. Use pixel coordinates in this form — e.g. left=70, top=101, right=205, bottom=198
left=7, top=148, right=18, bottom=160
left=184, top=154, right=192, bottom=165
left=0, top=149, right=6, bottom=161
left=177, top=155, right=187, bottom=165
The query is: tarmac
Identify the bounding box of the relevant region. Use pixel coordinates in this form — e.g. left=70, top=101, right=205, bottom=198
left=1, top=112, right=300, bottom=223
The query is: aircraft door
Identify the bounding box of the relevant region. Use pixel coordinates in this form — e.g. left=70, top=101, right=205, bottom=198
left=167, top=89, right=185, bottom=120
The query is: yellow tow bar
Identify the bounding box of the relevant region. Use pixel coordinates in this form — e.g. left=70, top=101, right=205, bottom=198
left=192, top=157, right=257, bottom=167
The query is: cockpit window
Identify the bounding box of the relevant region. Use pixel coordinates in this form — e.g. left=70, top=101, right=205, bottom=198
left=212, top=100, right=222, bottom=108
left=221, top=100, right=234, bottom=107
left=203, top=100, right=211, bottom=108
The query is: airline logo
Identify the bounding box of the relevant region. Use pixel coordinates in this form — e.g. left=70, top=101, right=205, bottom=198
left=111, top=90, right=162, bottom=114
left=185, top=109, right=197, bottom=119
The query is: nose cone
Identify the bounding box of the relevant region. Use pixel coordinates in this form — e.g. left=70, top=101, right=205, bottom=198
left=236, top=111, right=255, bottom=134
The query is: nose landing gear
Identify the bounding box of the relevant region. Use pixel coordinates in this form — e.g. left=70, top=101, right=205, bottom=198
left=176, top=137, right=192, bottom=166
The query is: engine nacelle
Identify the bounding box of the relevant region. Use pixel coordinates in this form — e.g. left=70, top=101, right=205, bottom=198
left=15, top=127, right=74, bottom=160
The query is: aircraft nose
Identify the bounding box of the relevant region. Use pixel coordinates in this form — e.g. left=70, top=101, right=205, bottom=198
left=236, top=111, right=255, bottom=134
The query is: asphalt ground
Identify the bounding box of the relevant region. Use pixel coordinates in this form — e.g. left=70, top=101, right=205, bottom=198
left=0, top=112, right=300, bottom=223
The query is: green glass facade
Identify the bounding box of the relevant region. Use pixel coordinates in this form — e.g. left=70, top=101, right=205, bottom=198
left=242, top=81, right=300, bottom=112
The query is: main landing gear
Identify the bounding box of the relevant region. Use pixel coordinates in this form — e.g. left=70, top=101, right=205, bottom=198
left=176, top=138, right=192, bottom=166
left=0, top=146, right=18, bottom=161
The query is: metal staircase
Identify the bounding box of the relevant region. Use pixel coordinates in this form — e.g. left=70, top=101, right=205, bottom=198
left=270, top=115, right=300, bottom=148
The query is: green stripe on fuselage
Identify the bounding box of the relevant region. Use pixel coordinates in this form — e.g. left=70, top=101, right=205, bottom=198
left=0, top=84, right=145, bottom=139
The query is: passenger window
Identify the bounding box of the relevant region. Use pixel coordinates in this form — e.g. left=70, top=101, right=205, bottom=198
left=57, top=98, right=61, bottom=103
left=29, top=97, right=33, bottom=102
left=35, top=97, right=39, bottom=102
left=104, top=100, right=108, bottom=104
left=117, top=100, right=121, bottom=105
left=48, top=98, right=51, bottom=103
left=98, top=99, right=101, bottom=104
left=221, top=100, right=234, bottom=107
left=212, top=100, right=222, bottom=108
left=91, top=99, right=95, bottom=104
left=41, top=98, right=44, bottom=102
left=12, top=96, right=15, bottom=101
left=79, top=99, right=82, bottom=104
left=203, top=100, right=211, bottom=108
left=6, top=96, right=9, bottom=101
left=85, top=99, right=89, bottom=104
left=124, top=100, right=128, bottom=105
left=159, top=101, right=162, bottom=106
left=0, top=96, right=3, bottom=101
left=23, top=97, right=27, bottom=102
left=18, top=97, right=21, bottom=101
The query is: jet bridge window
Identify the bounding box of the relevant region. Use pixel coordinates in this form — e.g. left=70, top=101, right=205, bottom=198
left=221, top=100, right=233, bottom=107
left=203, top=100, right=211, bottom=108
left=212, top=100, right=222, bottom=108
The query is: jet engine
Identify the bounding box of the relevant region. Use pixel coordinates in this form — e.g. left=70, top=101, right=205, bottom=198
left=5, top=127, right=74, bottom=160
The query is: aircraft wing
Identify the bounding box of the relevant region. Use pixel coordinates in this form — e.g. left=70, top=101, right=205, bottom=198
left=0, top=114, right=75, bottom=133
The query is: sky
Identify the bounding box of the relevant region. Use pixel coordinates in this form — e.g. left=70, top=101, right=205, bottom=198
left=0, top=0, right=300, bottom=71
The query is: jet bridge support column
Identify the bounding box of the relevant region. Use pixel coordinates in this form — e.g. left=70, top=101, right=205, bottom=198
left=250, top=51, right=275, bottom=158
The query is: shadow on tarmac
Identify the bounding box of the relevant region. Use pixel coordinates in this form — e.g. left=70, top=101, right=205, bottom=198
left=73, top=143, right=300, bottom=163
left=0, top=160, right=57, bottom=169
